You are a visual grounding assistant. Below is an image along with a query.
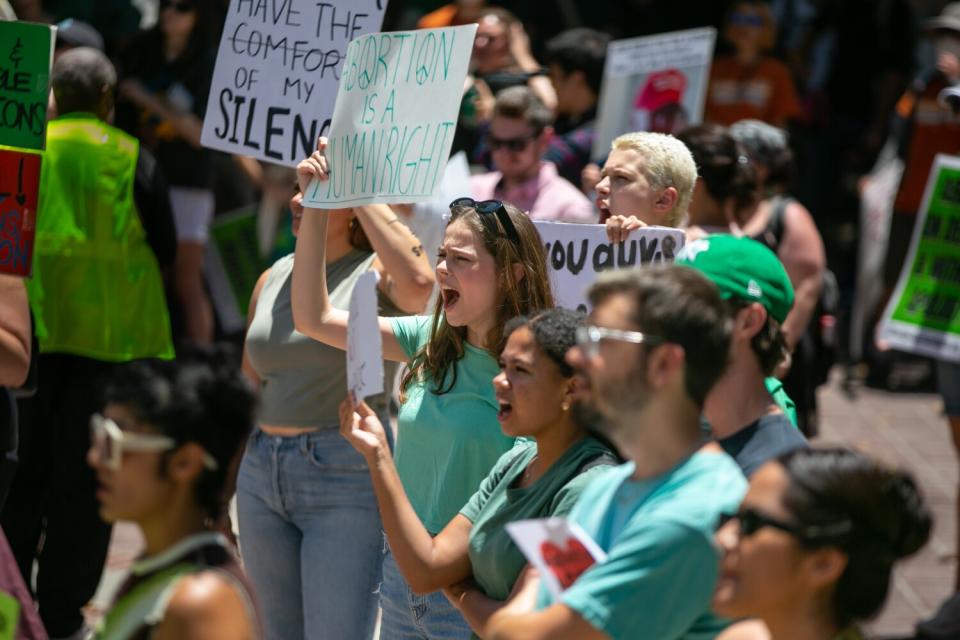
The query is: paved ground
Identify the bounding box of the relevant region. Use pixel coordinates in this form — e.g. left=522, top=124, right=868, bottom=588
left=88, top=374, right=957, bottom=637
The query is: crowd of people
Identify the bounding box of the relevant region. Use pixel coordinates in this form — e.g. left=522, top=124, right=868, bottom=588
left=1, top=0, right=960, bottom=639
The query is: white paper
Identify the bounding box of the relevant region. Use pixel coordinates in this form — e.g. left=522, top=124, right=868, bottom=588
left=301, top=24, right=477, bottom=207
left=533, top=221, right=686, bottom=311
left=506, top=517, right=607, bottom=599
left=347, top=270, right=384, bottom=400
left=201, top=0, right=388, bottom=167
left=592, top=28, right=716, bottom=159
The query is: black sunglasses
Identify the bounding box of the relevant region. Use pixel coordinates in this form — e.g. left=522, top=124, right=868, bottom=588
left=161, top=0, right=195, bottom=13
left=486, top=132, right=539, bottom=152
left=449, top=197, right=521, bottom=246
left=718, top=507, right=852, bottom=545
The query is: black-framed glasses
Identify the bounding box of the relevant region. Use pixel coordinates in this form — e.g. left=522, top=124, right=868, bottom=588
left=486, top=132, right=538, bottom=152
left=718, top=507, right=852, bottom=545
left=575, top=325, right=664, bottom=359
left=450, top=197, right=521, bottom=246
left=161, top=0, right=195, bottom=13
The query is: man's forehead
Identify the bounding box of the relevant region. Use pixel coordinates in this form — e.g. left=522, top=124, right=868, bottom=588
left=591, top=292, right=638, bottom=330
left=490, top=116, right=535, bottom=136
left=607, top=148, right=646, bottom=172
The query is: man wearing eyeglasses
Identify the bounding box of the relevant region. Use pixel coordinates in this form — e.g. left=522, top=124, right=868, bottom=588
left=471, top=86, right=596, bottom=224
left=676, top=235, right=809, bottom=478
left=485, top=265, right=747, bottom=640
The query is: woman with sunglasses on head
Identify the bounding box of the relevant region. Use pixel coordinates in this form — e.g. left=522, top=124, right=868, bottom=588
left=237, top=184, right=434, bottom=640
left=338, top=309, right=617, bottom=637
left=89, top=348, right=261, bottom=639
left=292, top=138, right=553, bottom=638
left=713, top=448, right=932, bottom=640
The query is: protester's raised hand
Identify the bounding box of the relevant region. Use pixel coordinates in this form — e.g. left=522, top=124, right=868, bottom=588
left=296, top=136, right=329, bottom=195
left=338, top=395, right=389, bottom=459
left=605, top=215, right=647, bottom=244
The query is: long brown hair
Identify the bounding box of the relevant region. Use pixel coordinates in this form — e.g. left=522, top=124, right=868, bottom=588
left=400, top=203, right=553, bottom=399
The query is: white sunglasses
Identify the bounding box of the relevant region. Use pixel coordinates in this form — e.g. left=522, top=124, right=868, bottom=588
left=90, top=413, right=219, bottom=471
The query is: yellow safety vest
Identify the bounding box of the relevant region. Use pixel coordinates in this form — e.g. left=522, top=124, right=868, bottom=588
left=27, top=114, right=174, bottom=361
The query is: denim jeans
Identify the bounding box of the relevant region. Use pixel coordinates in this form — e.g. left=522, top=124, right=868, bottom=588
left=379, top=545, right=473, bottom=640
left=237, top=428, right=384, bottom=640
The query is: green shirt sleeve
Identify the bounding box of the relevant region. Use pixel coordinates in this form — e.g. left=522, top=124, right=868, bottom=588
left=548, top=464, right=614, bottom=518
left=559, top=519, right=719, bottom=639
left=389, top=315, right=432, bottom=360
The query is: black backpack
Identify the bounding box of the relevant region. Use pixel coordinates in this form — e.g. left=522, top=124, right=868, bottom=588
left=754, top=196, right=839, bottom=388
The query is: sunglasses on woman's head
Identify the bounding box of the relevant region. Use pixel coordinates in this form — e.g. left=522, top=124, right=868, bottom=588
left=90, top=413, right=218, bottom=472
left=717, top=507, right=852, bottom=544
left=161, top=0, right=195, bottom=14
left=449, top=197, right=521, bottom=246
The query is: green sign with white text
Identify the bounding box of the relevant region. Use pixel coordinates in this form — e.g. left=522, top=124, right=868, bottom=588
left=0, top=21, right=55, bottom=150
left=880, top=154, right=960, bottom=363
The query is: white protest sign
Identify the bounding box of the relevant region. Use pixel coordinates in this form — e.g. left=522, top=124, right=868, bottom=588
left=592, top=28, right=716, bottom=159
left=201, top=0, right=387, bottom=167
left=506, top=518, right=607, bottom=599
left=534, top=221, right=685, bottom=311
left=302, top=24, right=477, bottom=207
left=347, top=270, right=384, bottom=400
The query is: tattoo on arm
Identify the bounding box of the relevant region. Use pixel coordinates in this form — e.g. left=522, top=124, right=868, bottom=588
left=411, top=244, right=423, bottom=257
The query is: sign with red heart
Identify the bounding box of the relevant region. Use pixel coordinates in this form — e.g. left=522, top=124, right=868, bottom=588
left=540, top=538, right=596, bottom=589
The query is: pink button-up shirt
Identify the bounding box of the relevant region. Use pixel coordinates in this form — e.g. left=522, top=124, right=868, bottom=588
left=470, top=162, right=596, bottom=223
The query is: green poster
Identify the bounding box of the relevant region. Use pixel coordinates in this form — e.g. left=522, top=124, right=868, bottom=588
left=205, top=205, right=268, bottom=334
left=0, top=21, right=55, bottom=150
left=879, top=154, right=960, bottom=363
left=0, top=592, right=20, bottom=640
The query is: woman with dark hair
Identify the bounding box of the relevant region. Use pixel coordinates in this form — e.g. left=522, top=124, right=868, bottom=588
left=292, top=138, right=554, bottom=638
left=116, top=0, right=218, bottom=345
left=339, top=309, right=617, bottom=637
left=89, top=348, right=261, bottom=639
left=238, top=184, right=434, bottom=640
left=714, top=448, right=932, bottom=639
left=678, top=123, right=760, bottom=236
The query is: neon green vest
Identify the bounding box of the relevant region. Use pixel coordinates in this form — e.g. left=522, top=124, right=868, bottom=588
left=27, top=115, right=174, bottom=361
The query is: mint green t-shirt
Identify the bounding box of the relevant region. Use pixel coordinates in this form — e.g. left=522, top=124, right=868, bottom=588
left=538, top=451, right=747, bottom=640
left=390, top=315, right=517, bottom=533
left=460, top=438, right=617, bottom=602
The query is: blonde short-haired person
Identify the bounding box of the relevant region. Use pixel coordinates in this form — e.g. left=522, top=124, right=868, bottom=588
left=597, top=131, right=697, bottom=241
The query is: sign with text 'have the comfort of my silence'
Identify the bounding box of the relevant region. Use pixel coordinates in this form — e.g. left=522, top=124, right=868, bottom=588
left=201, top=0, right=387, bottom=167
left=302, top=24, right=477, bottom=208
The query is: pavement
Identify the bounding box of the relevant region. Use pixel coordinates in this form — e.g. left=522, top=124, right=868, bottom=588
left=87, top=373, right=957, bottom=638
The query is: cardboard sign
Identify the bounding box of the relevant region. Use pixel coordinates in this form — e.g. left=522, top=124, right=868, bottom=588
left=592, top=28, right=715, bottom=160
left=201, top=0, right=388, bottom=167
left=0, top=148, right=40, bottom=277
left=534, top=221, right=685, bottom=311
left=302, top=24, right=477, bottom=207
left=879, top=154, right=960, bottom=363
left=506, top=518, right=607, bottom=599
left=0, top=21, right=55, bottom=150
left=347, top=270, right=383, bottom=400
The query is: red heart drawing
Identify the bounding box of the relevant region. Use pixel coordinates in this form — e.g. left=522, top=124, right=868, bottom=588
left=540, top=538, right=596, bottom=589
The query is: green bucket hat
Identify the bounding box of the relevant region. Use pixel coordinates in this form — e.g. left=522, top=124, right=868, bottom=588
left=675, top=235, right=795, bottom=324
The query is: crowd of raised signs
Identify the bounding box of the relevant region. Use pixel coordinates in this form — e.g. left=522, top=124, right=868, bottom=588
left=2, top=0, right=960, bottom=639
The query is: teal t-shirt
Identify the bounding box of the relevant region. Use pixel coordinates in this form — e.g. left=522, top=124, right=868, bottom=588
left=390, top=315, right=517, bottom=533
left=538, top=451, right=747, bottom=640
left=460, top=438, right=617, bottom=602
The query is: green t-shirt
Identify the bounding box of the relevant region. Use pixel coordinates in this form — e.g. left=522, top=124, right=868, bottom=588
left=538, top=451, right=747, bottom=640
left=390, top=315, right=517, bottom=533
left=460, top=438, right=617, bottom=602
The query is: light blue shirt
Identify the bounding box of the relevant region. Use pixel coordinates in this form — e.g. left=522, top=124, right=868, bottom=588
left=538, top=451, right=747, bottom=639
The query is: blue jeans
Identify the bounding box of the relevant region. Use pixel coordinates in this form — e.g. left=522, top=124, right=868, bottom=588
left=379, top=545, right=473, bottom=640
left=237, top=428, right=384, bottom=640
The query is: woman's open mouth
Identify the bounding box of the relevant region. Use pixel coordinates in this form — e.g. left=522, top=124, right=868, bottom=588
left=441, top=288, right=460, bottom=310
left=497, top=400, right=513, bottom=421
